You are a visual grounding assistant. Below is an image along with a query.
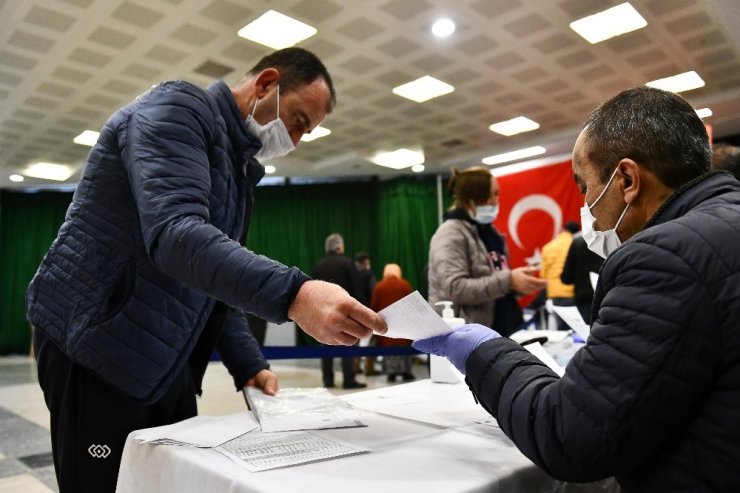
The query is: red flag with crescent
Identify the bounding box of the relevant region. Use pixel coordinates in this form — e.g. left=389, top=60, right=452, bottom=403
left=492, top=159, right=583, bottom=306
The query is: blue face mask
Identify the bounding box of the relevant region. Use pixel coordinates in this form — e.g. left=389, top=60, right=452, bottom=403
left=474, top=204, right=499, bottom=224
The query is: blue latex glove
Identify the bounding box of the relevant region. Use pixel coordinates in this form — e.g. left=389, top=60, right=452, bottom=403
left=412, top=324, right=501, bottom=374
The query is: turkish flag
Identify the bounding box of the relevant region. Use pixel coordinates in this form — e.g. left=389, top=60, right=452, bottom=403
left=493, top=159, right=583, bottom=306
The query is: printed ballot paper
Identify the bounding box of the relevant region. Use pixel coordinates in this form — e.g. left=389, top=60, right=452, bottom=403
left=549, top=304, right=591, bottom=341
left=376, top=291, right=452, bottom=340
left=244, top=386, right=365, bottom=433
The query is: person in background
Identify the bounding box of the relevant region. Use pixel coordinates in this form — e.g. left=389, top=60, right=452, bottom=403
left=26, top=47, right=386, bottom=493
left=560, top=233, right=603, bottom=324
left=540, top=221, right=580, bottom=330
left=371, top=263, right=415, bottom=382
left=427, top=166, right=546, bottom=337
left=711, top=142, right=740, bottom=180
left=414, top=86, right=740, bottom=491
left=354, top=251, right=379, bottom=376
left=312, top=234, right=367, bottom=389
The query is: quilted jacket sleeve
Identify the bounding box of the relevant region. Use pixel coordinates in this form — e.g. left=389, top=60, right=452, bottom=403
left=217, top=308, right=269, bottom=390
left=466, top=235, right=721, bottom=481
left=120, top=83, right=307, bottom=323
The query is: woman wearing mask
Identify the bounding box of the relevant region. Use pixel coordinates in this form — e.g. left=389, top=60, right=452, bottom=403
left=428, top=166, right=546, bottom=336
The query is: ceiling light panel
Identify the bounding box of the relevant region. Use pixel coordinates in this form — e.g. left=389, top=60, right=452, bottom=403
left=24, top=162, right=74, bottom=181
left=482, top=146, right=546, bottom=165
left=489, top=116, right=540, bottom=136
left=392, top=76, right=454, bottom=103
left=570, top=2, right=647, bottom=44
left=371, top=149, right=425, bottom=169
left=646, top=71, right=705, bottom=93
left=237, top=10, right=317, bottom=49
left=73, top=130, right=100, bottom=146
left=695, top=107, right=713, bottom=119
left=300, top=126, right=331, bottom=142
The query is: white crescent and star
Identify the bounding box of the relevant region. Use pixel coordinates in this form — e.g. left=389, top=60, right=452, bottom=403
left=507, top=194, right=562, bottom=249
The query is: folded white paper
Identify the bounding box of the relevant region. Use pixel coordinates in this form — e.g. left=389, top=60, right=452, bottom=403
left=524, top=342, right=565, bottom=377
left=376, top=290, right=452, bottom=340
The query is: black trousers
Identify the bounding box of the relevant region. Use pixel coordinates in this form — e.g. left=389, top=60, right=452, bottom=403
left=321, top=355, right=355, bottom=387
left=34, top=331, right=198, bottom=493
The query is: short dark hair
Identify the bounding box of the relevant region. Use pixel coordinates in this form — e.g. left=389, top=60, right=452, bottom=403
left=712, top=143, right=740, bottom=181
left=248, top=47, right=336, bottom=112
left=583, top=86, right=711, bottom=189
left=449, top=166, right=492, bottom=207
left=355, top=252, right=370, bottom=263
left=564, top=221, right=580, bottom=234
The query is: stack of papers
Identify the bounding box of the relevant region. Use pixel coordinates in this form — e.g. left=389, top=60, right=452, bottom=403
left=244, top=387, right=365, bottom=432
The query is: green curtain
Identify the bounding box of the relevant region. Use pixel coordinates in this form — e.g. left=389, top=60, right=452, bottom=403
left=0, top=191, right=72, bottom=354
left=0, top=176, right=446, bottom=354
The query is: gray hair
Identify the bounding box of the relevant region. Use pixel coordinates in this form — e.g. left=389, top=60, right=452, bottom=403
left=325, top=233, right=344, bottom=254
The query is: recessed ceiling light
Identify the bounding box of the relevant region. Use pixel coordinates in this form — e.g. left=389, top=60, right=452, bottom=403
left=237, top=10, right=317, bottom=49
left=411, top=164, right=425, bottom=173
left=431, top=18, right=455, bottom=38
left=24, top=162, right=74, bottom=181
left=9, top=174, right=24, bottom=182
left=696, top=107, right=713, bottom=119
left=489, top=116, right=540, bottom=136
left=570, top=2, right=647, bottom=44
left=392, top=76, right=454, bottom=103
left=646, top=71, right=705, bottom=93
left=300, top=126, right=331, bottom=142
left=73, top=130, right=100, bottom=146
left=264, top=165, right=276, bottom=174
left=482, top=146, right=547, bottom=165
left=371, top=149, right=425, bottom=169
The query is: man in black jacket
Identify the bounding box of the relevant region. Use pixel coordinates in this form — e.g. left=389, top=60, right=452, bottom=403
left=312, top=234, right=366, bottom=389
left=414, top=86, right=740, bottom=491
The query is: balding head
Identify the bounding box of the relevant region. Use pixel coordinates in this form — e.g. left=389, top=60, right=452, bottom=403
left=383, top=263, right=402, bottom=279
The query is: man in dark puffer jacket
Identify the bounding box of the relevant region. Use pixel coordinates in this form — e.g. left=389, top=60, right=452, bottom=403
left=26, top=48, right=386, bottom=493
left=414, top=87, right=740, bottom=491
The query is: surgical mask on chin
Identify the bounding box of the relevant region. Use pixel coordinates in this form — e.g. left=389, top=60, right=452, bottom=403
left=474, top=204, right=499, bottom=224
left=245, top=86, right=295, bottom=160
left=580, top=167, right=629, bottom=259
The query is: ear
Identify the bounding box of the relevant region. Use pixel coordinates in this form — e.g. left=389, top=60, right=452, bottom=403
left=617, top=158, right=640, bottom=204
left=253, top=68, right=280, bottom=99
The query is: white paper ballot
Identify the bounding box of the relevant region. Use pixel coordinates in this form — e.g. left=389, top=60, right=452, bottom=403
left=589, top=271, right=599, bottom=290
left=524, top=342, right=565, bottom=377
left=216, top=429, right=368, bottom=472
left=549, top=304, right=591, bottom=341
left=377, top=290, right=452, bottom=340
left=135, top=413, right=258, bottom=447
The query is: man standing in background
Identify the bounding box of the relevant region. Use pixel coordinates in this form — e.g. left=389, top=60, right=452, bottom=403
left=312, top=234, right=367, bottom=389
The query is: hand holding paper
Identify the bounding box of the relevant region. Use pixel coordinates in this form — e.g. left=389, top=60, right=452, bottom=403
left=376, top=291, right=452, bottom=340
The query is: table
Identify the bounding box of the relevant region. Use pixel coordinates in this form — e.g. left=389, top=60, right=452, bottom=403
left=116, top=379, right=613, bottom=493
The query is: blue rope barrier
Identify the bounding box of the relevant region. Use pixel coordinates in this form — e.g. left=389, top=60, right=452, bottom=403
left=211, top=345, right=422, bottom=361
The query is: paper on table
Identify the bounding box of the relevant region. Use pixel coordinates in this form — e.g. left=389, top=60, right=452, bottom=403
left=134, top=413, right=258, bottom=447
left=549, top=304, right=590, bottom=341
left=216, top=429, right=368, bottom=472
left=524, top=342, right=565, bottom=377
left=244, top=387, right=365, bottom=433
left=376, top=290, right=452, bottom=340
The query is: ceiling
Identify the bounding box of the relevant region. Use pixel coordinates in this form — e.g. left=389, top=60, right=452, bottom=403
left=2, top=0, right=740, bottom=189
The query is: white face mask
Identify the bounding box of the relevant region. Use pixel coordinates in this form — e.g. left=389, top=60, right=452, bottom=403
left=474, top=204, right=499, bottom=224
left=580, top=166, right=629, bottom=259
left=245, top=85, right=295, bottom=160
